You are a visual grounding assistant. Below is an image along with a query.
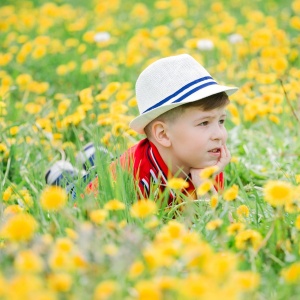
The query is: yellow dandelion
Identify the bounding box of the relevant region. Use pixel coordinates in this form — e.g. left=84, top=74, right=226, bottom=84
left=145, top=217, right=160, bottom=229
left=32, top=45, right=46, bottom=60
left=236, top=205, right=250, bottom=218
left=295, top=215, right=300, bottom=230
left=20, top=189, right=34, bottom=207
left=154, top=276, right=178, bottom=291
left=164, top=220, right=185, bottom=239
left=134, top=280, right=161, bottom=300
left=272, top=56, right=288, bottom=73
left=293, top=186, right=300, bottom=202
left=285, top=202, right=298, bottom=214
left=226, top=222, right=245, bottom=236
left=78, top=44, right=86, bottom=54
left=62, top=142, right=76, bottom=151
left=48, top=272, right=72, bottom=292
left=94, top=280, right=117, bottom=300
left=206, top=219, right=223, bottom=231
left=2, top=186, right=13, bottom=201
left=155, top=1, right=170, bottom=9
left=230, top=156, right=239, bottom=163
left=81, top=59, right=98, bottom=73
left=0, top=143, right=8, bottom=155
left=89, top=209, right=108, bottom=225
left=223, top=184, right=239, bottom=201
left=204, top=252, right=237, bottom=281
left=130, top=3, right=149, bottom=22
left=14, top=250, right=44, bottom=273
left=129, top=260, right=144, bottom=278
left=269, top=114, right=280, bottom=124
left=73, top=253, right=88, bottom=269
left=197, top=180, right=213, bottom=196
left=1, top=213, right=38, bottom=242
left=16, top=73, right=32, bottom=87
left=65, top=228, right=78, bottom=240
left=210, top=195, right=218, bottom=209
left=104, top=199, right=125, bottom=210
left=292, top=0, right=300, bottom=13
left=264, top=180, right=294, bottom=207
left=290, top=16, right=300, bottom=30
left=167, top=178, right=189, bottom=190
left=55, top=238, right=74, bottom=253
left=119, top=220, right=127, bottom=229
left=130, top=199, right=157, bottom=219
left=48, top=250, right=73, bottom=271
left=56, top=65, right=69, bottom=76
left=4, top=205, right=24, bottom=216
left=0, top=274, right=6, bottom=297
left=200, top=166, right=219, bottom=179
left=104, top=82, right=121, bottom=95
left=105, top=221, right=117, bottom=230
left=5, top=274, right=43, bottom=299
left=128, top=97, right=137, bottom=107
left=177, top=274, right=209, bottom=298
left=104, top=244, right=118, bottom=256
left=58, top=99, right=71, bottom=115
left=111, top=122, right=127, bottom=136
left=41, top=233, right=53, bottom=247
left=296, top=174, right=300, bottom=184
left=0, top=53, right=12, bottom=66
left=9, top=126, right=19, bottom=136
left=235, top=229, right=263, bottom=250
left=79, top=87, right=93, bottom=104
left=233, top=271, right=260, bottom=291
left=281, top=262, right=300, bottom=283
left=40, top=186, right=68, bottom=211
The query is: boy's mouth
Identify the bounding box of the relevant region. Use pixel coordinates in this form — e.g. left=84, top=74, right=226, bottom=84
left=208, top=148, right=221, bottom=153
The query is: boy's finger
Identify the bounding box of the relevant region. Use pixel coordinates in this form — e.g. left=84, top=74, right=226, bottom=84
left=224, top=144, right=229, bottom=157
left=218, top=146, right=224, bottom=160
left=221, top=145, right=227, bottom=158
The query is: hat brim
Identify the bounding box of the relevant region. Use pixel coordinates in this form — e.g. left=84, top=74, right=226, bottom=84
left=130, top=85, right=238, bottom=134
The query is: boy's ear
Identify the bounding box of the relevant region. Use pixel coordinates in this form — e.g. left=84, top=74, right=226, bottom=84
left=151, top=121, right=171, bottom=147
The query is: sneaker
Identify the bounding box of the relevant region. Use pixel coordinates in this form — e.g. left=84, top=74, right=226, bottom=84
left=76, top=142, right=114, bottom=170
left=45, top=160, right=79, bottom=187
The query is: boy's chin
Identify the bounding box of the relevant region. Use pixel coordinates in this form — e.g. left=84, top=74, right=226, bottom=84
left=195, top=161, right=218, bottom=169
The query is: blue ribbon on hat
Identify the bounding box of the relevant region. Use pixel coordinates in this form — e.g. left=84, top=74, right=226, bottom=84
left=142, top=76, right=217, bottom=114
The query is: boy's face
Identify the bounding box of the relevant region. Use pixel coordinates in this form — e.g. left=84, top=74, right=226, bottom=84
left=165, top=105, right=228, bottom=173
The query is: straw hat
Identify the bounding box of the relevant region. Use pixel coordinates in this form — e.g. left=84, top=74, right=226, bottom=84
left=129, top=54, right=238, bottom=134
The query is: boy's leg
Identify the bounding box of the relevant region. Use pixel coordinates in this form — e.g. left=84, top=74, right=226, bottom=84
left=45, top=143, right=113, bottom=199
left=76, top=142, right=114, bottom=171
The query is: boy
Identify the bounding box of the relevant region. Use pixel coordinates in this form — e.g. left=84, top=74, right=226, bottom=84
left=46, top=54, right=238, bottom=203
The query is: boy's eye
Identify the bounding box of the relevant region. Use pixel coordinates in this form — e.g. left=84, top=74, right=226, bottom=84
left=219, top=119, right=225, bottom=125
left=199, top=121, right=208, bottom=126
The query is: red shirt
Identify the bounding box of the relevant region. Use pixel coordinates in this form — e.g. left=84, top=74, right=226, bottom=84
left=96, top=138, right=224, bottom=205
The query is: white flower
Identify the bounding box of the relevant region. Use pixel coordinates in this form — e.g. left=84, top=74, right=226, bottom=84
left=196, top=39, right=214, bottom=51
left=94, top=32, right=111, bottom=43
left=228, top=33, right=243, bottom=44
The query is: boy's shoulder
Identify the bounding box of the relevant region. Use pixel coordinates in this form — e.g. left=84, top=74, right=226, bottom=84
left=109, top=138, right=150, bottom=176
left=119, top=138, right=150, bottom=165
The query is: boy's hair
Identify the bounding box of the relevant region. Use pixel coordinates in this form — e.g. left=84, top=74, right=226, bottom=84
left=144, top=92, right=229, bottom=137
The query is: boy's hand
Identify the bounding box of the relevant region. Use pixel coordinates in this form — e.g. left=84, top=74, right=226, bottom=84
left=215, top=144, right=231, bottom=173
left=190, top=144, right=231, bottom=190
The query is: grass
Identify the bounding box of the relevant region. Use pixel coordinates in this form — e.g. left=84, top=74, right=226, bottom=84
left=0, top=0, right=300, bottom=299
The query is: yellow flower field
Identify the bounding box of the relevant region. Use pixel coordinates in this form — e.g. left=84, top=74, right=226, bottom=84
left=0, top=0, right=300, bottom=299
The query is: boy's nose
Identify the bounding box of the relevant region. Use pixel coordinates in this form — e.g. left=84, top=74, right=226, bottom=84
left=211, top=125, right=226, bottom=141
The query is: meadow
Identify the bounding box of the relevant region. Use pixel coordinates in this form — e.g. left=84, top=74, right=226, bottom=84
left=0, top=0, right=300, bottom=299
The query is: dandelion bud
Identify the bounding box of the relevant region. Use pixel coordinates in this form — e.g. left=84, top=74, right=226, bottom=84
left=196, top=39, right=214, bottom=51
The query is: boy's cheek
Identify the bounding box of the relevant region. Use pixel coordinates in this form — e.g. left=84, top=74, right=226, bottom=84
left=223, top=129, right=228, bottom=142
